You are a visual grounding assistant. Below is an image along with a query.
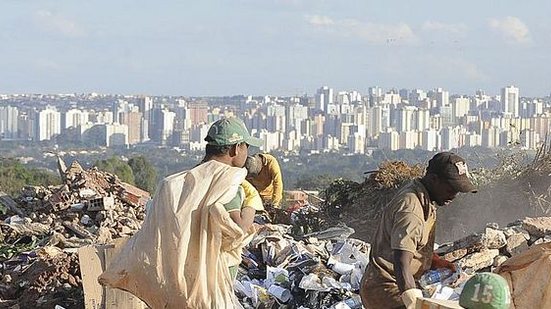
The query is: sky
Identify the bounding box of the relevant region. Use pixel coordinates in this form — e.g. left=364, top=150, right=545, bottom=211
left=1, top=0, right=551, bottom=97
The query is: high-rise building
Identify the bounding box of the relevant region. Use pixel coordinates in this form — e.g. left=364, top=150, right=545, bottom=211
left=188, top=102, right=209, bottom=125
left=396, top=106, right=417, bottom=132
left=420, top=129, right=439, bottom=151
left=368, top=86, right=383, bottom=107
left=137, top=96, right=153, bottom=121
left=501, top=86, right=520, bottom=117
left=0, top=106, right=19, bottom=139
left=348, top=132, right=365, bottom=154
left=159, top=109, right=176, bottom=145
left=435, top=88, right=449, bottom=107
left=409, top=89, right=427, bottom=107
left=105, top=123, right=129, bottom=147
left=36, top=106, right=61, bottom=141
left=378, top=128, right=400, bottom=150
left=452, top=97, right=470, bottom=121
left=315, top=86, right=333, bottom=112
left=481, top=126, right=502, bottom=148
left=120, top=110, right=143, bottom=145
left=64, top=109, right=89, bottom=129
left=399, top=131, right=419, bottom=149
left=286, top=104, right=308, bottom=131
left=414, top=108, right=430, bottom=131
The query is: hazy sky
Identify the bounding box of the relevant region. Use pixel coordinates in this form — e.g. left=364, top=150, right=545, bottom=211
left=1, top=0, right=550, bottom=97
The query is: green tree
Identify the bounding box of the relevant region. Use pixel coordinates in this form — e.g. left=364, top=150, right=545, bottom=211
left=94, top=156, right=135, bottom=184
left=128, top=155, right=158, bottom=193
left=295, top=174, right=336, bottom=191
left=0, top=158, right=61, bottom=197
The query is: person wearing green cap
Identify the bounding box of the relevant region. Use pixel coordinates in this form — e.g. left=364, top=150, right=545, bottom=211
left=201, top=117, right=263, bottom=229
left=459, top=272, right=511, bottom=309
left=201, top=117, right=264, bottom=278
left=98, top=117, right=265, bottom=308
left=360, top=152, right=477, bottom=309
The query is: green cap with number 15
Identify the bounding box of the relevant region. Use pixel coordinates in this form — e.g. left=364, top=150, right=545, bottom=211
left=459, top=272, right=510, bottom=309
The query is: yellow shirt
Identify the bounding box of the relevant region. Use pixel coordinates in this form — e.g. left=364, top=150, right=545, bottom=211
left=246, top=153, right=283, bottom=207
left=240, top=180, right=264, bottom=211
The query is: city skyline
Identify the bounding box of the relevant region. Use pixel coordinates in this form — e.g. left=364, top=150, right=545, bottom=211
left=1, top=1, right=551, bottom=96
left=1, top=84, right=549, bottom=154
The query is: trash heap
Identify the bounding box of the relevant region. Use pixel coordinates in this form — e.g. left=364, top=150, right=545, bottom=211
left=1, top=153, right=551, bottom=308
left=321, top=160, right=424, bottom=243
left=235, top=224, right=368, bottom=309
left=0, top=158, right=150, bottom=308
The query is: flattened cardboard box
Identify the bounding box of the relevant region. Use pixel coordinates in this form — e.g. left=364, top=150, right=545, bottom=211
left=78, top=238, right=147, bottom=309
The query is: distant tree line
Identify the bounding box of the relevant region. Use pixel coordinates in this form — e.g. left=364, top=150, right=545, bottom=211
left=0, top=158, right=61, bottom=197
left=94, top=155, right=158, bottom=193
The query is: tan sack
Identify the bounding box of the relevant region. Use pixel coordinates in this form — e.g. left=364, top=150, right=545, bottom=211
left=495, top=242, right=551, bottom=309
left=99, top=160, right=252, bottom=308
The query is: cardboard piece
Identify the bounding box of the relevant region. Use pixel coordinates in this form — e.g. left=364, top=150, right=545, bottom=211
left=78, top=239, right=147, bottom=309
left=416, top=298, right=463, bottom=309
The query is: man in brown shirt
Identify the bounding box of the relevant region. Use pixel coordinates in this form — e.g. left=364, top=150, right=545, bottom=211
left=360, top=152, right=477, bottom=309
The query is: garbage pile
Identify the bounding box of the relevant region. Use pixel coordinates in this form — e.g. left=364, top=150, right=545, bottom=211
left=235, top=224, right=368, bottom=309
left=321, top=160, right=424, bottom=243
left=1, top=153, right=551, bottom=308
left=0, top=158, right=150, bottom=307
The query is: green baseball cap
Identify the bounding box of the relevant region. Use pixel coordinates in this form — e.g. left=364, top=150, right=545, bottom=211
left=459, top=272, right=511, bottom=309
left=205, top=117, right=263, bottom=147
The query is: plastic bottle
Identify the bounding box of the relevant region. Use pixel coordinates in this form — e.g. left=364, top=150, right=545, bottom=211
left=331, top=295, right=362, bottom=309
left=418, top=268, right=453, bottom=288
left=343, top=295, right=362, bottom=308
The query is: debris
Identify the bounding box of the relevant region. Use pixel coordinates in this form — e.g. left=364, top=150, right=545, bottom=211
left=235, top=223, right=370, bottom=308
left=0, top=158, right=150, bottom=306
left=522, top=217, right=551, bottom=238
left=2, top=153, right=551, bottom=308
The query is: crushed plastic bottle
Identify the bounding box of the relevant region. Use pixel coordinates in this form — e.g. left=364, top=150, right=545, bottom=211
left=330, top=294, right=362, bottom=309
left=418, top=268, right=453, bottom=288
left=343, top=295, right=362, bottom=308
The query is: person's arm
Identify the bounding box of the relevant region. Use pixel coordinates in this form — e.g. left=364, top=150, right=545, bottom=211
left=395, top=249, right=423, bottom=308
left=431, top=252, right=456, bottom=271
left=229, top=207, right=255, bottom=232
left=394, top=250, right=416, bottom=292
left=267, top=156, right=283, bottom=206
left=225, top=187, right=255, bottom=232
left=390, top=203, right=425, bottom=308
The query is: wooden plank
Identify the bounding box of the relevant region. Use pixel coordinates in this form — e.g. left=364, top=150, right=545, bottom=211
left=103, top=238, right=148, bottom=309
left=416, top=298, right=463, bottom=309
left=78, top=245, right=105, bottom=309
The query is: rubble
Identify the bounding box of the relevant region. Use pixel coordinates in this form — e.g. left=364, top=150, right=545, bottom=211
left=1, top=153, right=551, bottom=308
left=521, top=217, right=551, bottom=238
left=0, top=157, right=150, bottom=307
